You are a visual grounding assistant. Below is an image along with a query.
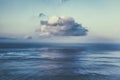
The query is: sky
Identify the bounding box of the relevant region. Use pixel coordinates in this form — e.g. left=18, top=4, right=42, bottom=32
left=0, top=0, right=120, bottom=43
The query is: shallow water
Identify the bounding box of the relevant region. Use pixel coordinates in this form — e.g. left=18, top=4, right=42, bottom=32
left=0, top=43, right=120, bottom=80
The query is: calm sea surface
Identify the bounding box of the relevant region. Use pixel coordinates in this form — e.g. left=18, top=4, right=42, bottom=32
left=0, top=43, right=120, bottom=80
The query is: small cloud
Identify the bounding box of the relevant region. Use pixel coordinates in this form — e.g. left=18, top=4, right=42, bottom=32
left=61, top=0, right=70, bottom=3
left=38, top=13, right=46, bottom=18
left=36, top=16, right=88, bottom=36
left=24, top=35, right=32, bottom=39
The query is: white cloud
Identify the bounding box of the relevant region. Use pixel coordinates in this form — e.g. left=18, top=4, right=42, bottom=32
left=36, top=16, right=88, bottom=36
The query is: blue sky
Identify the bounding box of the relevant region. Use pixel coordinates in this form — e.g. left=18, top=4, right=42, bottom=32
left=0, top=0, right=120, bottom=42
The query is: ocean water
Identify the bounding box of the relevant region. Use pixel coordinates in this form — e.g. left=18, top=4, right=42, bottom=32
left=0, top=43, right=120, bottom=80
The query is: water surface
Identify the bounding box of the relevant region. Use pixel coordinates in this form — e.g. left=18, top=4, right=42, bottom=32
left=0, top=43, right=120, bottom=80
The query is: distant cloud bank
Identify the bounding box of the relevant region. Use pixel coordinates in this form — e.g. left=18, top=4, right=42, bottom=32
left=36, top=16, right=88, bottom=36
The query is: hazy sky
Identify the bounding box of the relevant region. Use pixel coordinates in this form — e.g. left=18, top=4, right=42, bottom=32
left=0, top=0, right=120, bottom=42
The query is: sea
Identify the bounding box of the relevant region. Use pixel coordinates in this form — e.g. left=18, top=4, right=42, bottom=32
left=0, top=43, right=120, bottom=80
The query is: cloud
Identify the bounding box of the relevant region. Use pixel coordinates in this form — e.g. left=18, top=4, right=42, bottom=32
left=61, top=0, right=70, bottom=3
left=38, top=13, right=46, bottom=18
left=36, top=16, right=88, bottom=36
